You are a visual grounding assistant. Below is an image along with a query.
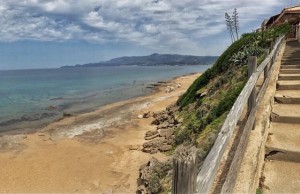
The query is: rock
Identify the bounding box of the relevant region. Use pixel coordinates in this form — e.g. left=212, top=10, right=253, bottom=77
left=137, top=184, right=147, bottom=194
left=129, top=145, right=139, bottom=150
left=145, top=133, right=159, bottom=140
left=47, top=105, right=57, bottom=110
left=142, top=138, right=165, bottom=153
left=157, top=121, right=169, bottom=129
left=145, top=130, right=158, bottom=137
left=159, top=128, right=174, bottom=139
left=166, top=137, right=175, bottom=145
left=165, top=86, right=175, bottom=93
left=200, top=91, right=208, bottom=97
left=138, top=114, right=143, bottom=119
left=151, top=119, right=160, bottom=125
left=176, top=83, right=182, bottom=88
left=150, top=149, right=158, bottom=154
left=152, top=111, right=158, bottom=118
left=177, top=117, right=184, bottom=123
left=63, top=112, right=72, bottom=117
left=167, top=117, right=175, bottom=124
left=143, top=111, right=151, bottom=118
left=142, top=147, right=152, bottom=153
left=159, top=145, right=172, bottom=152
left=137, top=157, right=171, bottom=194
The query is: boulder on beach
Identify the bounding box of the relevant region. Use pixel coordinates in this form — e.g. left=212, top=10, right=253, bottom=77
left=143, top=111, right=151, bottom=118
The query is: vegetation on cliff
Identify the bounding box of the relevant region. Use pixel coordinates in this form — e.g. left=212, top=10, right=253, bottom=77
left=176, top=23, right=290, bottom=151
left=143, top=23, right=291, bottom=194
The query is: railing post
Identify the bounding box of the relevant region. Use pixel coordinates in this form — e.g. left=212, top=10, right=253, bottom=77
left=172, top=146, right=198, bottom=194
left=248, top=56, right=257, bottom=115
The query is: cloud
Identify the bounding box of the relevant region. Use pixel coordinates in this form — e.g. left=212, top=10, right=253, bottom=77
left=0, top=0, right=287, bottom=54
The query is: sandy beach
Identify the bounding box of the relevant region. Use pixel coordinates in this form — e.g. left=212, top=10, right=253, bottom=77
left=0, top=73, right=200, bottom=193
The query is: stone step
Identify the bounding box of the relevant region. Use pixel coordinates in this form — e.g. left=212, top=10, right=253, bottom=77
left=282, top=56, right=300, bottom=58
left=277, top=80, right=300, bottom=90
left=263, top=160, right=300, bottom=194
left=282, top=62, right=300, bottom=66
left=282, top=53, right=300, bottom=55
left=278, top=74, right=300, bottom=80
left=281, top=65, right=300, bottom=69
left=284, top=50, right=300, bottom=52
left=280, top=69, right=300, bottom=74
left=271, top=104, right=300, bottom=123
left=266, top=123, right=300, bottom=162
left=275, top=90, right=300, bottom=103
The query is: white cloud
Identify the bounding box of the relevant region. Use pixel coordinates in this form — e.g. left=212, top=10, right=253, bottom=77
left=0, top=0, right=289, bottom=54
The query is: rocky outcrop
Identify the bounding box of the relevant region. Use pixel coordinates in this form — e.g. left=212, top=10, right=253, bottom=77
left=142, top=105, right=181, bottom=154
left=137, top=157, right=172, bottom=194
left=137, top=157, right=160, bottom=194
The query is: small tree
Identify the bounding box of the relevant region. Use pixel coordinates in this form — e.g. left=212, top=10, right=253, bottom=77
left=225, top=13, right=235, bottom=43
left=232, top=8, right=239, bottom=40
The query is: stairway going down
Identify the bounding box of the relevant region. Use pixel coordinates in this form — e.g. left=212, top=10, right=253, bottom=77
left=263, top=40, right=300, bottom=193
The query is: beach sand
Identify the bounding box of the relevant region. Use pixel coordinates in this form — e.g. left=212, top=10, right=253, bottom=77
left=0, top=73, right=200, bottom=193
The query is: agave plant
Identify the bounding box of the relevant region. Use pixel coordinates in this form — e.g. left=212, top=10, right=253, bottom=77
left=229, top=45, right=265, bottom=66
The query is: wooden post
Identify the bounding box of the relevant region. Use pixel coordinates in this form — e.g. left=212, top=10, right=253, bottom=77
left=264, top=49, right=270, bottom=82
left=172, top=146, right=198, bottom=194
left=264, top=63, right=269, bottom=82
left=248, top=56, right=257, bottom=115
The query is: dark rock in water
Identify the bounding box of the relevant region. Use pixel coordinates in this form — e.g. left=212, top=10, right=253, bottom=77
left=50, top=97, right=63, bottom=101
left=63, top=112, right=72, bottom=117
left=47, top=105, right=58, bottom=110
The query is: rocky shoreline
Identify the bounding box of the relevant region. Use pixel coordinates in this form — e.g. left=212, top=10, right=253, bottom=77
left=0, top=73, right=201, bottom=193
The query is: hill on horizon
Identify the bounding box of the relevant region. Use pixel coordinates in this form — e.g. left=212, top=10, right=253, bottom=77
left=61, top=53, right=218, bottom=68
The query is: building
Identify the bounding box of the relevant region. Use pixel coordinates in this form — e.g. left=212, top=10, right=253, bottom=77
left=263, top=5, right=300, bottom=39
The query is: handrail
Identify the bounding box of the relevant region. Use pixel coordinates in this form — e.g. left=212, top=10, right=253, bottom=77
left=196, top=36, right=285, bottom=194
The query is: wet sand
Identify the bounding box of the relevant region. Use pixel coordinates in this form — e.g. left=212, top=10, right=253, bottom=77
left=0, top=73, right=200, bottom=193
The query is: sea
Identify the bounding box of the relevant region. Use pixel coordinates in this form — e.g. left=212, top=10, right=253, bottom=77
left=0, top=65, right=210, bottom=133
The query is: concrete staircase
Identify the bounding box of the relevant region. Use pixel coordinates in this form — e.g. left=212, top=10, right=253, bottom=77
left=263, top=40, right=300, bottom=193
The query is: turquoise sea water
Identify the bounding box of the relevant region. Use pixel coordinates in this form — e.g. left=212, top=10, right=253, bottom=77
left=0, top=65, right=210, bottom=133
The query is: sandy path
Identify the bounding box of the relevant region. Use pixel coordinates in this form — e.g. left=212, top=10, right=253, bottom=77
left=0, top=73, right=200, bottom=193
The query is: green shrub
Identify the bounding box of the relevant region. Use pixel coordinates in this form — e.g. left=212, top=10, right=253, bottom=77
left=178, top=34, right=254, bottom=107
left=177, top=23, right=291, bottom=108
left=211, top=82, right=245, bottom=118
left=175, top=129, right=192, bottom=145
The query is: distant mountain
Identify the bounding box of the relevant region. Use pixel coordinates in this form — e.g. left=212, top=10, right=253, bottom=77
left=61, top=53, right=218, bottom=68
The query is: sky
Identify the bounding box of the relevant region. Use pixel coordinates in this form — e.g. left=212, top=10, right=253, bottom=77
left=0, top=0, right=298, bottom=70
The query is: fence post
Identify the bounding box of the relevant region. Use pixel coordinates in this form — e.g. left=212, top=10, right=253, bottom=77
left=264, top=63, right=269, bottom=82
left=248, top=56, right=257, bottom=115
left=172, top=146, right=198, bottom=194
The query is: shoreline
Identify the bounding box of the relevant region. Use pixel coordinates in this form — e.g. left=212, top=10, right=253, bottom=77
left=0, top=72, right=199, bottom=136
left=0, top=73, right=201, bottom=193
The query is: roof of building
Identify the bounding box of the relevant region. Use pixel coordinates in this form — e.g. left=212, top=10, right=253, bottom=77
left=265, top=4, right=300, bottom=27
left=285, top=5, right=300, bottom=13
